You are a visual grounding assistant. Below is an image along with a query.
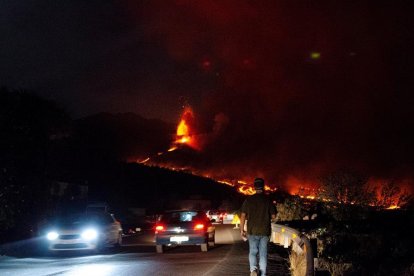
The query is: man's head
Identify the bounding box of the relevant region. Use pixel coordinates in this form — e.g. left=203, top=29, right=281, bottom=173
left=254, top=178, right=265, bottom=192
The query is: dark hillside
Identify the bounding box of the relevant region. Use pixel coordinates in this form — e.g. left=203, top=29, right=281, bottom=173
left=75, top=112, right=174, bottom=161
left=82, top=162, right=245, bottom=212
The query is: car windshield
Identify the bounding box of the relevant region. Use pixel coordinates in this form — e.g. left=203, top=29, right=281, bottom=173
left=161, top=211, right=201, bottom=223
left=210, top=211, right=222, bottom=215
left=51, top=212, right=112, bottom=226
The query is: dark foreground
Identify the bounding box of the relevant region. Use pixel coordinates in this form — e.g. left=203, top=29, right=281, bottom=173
left=0, top=224, right=290, bottom=276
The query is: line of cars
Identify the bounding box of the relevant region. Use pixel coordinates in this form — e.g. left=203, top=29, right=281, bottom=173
left=40, top=208, right=235, bottom=254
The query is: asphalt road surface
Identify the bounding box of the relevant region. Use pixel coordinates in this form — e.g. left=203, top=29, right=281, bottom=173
left=0, top=224, right=289, bottom=276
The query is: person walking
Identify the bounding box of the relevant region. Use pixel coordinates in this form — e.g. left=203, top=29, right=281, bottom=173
left=240, top=178, right=277, bottom=276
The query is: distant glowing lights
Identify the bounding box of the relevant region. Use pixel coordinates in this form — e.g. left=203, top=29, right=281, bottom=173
left=310, top=52, right=321, bottom=60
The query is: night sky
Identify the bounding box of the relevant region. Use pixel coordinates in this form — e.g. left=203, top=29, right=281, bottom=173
left=1, top=1, right=413, bottom=190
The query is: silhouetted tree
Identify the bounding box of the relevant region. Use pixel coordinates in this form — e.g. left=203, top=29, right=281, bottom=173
left=319, top=171, right=376, bottom=205
left=0, top=87, right=69, bottom=235
left=374, top=181, right=412, bottom=208
left=318, top=171, right=378, bottom=221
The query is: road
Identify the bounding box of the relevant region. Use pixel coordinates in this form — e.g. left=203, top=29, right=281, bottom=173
left=0, top=224, right=289, bottom=276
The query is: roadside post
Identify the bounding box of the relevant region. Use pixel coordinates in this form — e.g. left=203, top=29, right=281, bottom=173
left=271, top=223, right=314, bottom=276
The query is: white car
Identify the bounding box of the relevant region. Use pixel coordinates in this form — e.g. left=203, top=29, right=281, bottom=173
left=222, top=213, right=235, bottom=224
left=206, top=210, right=224, bottom=224
left=44, top=212, right=122, bottom=252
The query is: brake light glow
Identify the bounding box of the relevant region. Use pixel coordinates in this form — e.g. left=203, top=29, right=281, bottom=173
left=155, top=225, right=165, bottom=233
left=194, top=224, right=204, bottom=230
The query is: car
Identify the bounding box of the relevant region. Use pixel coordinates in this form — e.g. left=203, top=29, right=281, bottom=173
left=222, top=212, right=235, bottom=224
left=43, top=212, right=123, bottom=252
left=155, top=210, right=215, bottom=253
left=206, top=210, right=224, bottom=224
left=120, top=214, right=157, bottom=245
left=207, top=209, right=235, bottom=224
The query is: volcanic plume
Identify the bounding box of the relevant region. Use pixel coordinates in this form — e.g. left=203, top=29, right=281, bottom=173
left=121, top=1, right=413, bottom=193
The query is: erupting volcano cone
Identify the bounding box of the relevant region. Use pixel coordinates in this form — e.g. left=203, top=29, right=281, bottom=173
left=173, top=106, right=199, bottom=150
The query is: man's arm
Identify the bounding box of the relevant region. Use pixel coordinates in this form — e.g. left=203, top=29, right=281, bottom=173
left=270, top=199, right=277, bottom=223
left=271, top=213, right=276, bottom=223
left=240, top=212, right=247, bottom=238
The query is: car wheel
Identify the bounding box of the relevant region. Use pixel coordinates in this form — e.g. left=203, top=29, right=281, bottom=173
left=94, top=243, right=104, bottom=254
left=201, top=243, right=208, bottom=252
left=156, top=244, right=164, bottom=253
left=94, top=237, right=109, bottom=254
left=208, top=233, right=215, bottom=248
left=116, top=233, right=123, bottom=247
left=110, top=233, right=122, bottom=253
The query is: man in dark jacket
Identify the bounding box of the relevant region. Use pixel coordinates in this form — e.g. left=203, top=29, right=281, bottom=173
left=240, top=178, right=276, bottom=276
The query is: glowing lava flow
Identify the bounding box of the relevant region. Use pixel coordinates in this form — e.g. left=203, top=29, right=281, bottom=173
left=217, top=179, right=276, bottom=195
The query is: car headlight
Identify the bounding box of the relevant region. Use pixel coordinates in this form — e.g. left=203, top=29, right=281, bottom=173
left=81, top=229, right=98, bottom=240
left=46, top=231, right=59, bottom=241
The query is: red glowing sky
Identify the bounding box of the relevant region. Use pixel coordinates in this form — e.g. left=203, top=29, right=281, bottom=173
left=1, top=1, right=413, bottom=191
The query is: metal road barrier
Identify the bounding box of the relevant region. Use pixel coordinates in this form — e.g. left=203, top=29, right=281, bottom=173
left=271, top=223, right=314, bottom=276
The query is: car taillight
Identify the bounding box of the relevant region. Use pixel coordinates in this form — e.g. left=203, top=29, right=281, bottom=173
left=155, top=225, right=165, bottom=233
left=194, top=223, right=204, bottom=230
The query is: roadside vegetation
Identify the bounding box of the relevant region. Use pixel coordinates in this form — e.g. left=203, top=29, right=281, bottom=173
left=276, top=172, right=414, bottom=275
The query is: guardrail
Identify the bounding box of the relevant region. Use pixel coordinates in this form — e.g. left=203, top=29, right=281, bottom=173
left=271, top=223, right=314, bottom=276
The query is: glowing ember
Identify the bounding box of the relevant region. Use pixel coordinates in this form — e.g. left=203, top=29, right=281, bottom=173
left=177, top=136, right=190, bottom=144
left=139, top=157, right=150, bottom=164
left=214, top=178, right=277, bottom=195
left=237, top=183, right=276, bottom=196
left=386, top=205, right=400, bottom=210
left=238, top=185, right=255, bottom=195
left=264, top=185, right=277, bottom=192
left=217, top=180, right=234, bottom=187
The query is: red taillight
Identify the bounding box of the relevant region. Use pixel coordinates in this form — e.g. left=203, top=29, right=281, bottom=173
left=155, top=225, right=165, bottom=233
left=194, top=223, right=204, bottom=230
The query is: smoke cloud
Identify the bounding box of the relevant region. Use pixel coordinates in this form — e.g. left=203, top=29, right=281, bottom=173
left=4, top=1, right=411, bottom=191
left=126, top=1, right=414, bottom=191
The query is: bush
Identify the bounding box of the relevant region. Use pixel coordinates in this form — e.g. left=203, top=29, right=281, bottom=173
left=315, top=211, right=414, bottom=275
left=276, top=196, right=307, bottom=221
left=289, top=250, right=307, bottom=276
